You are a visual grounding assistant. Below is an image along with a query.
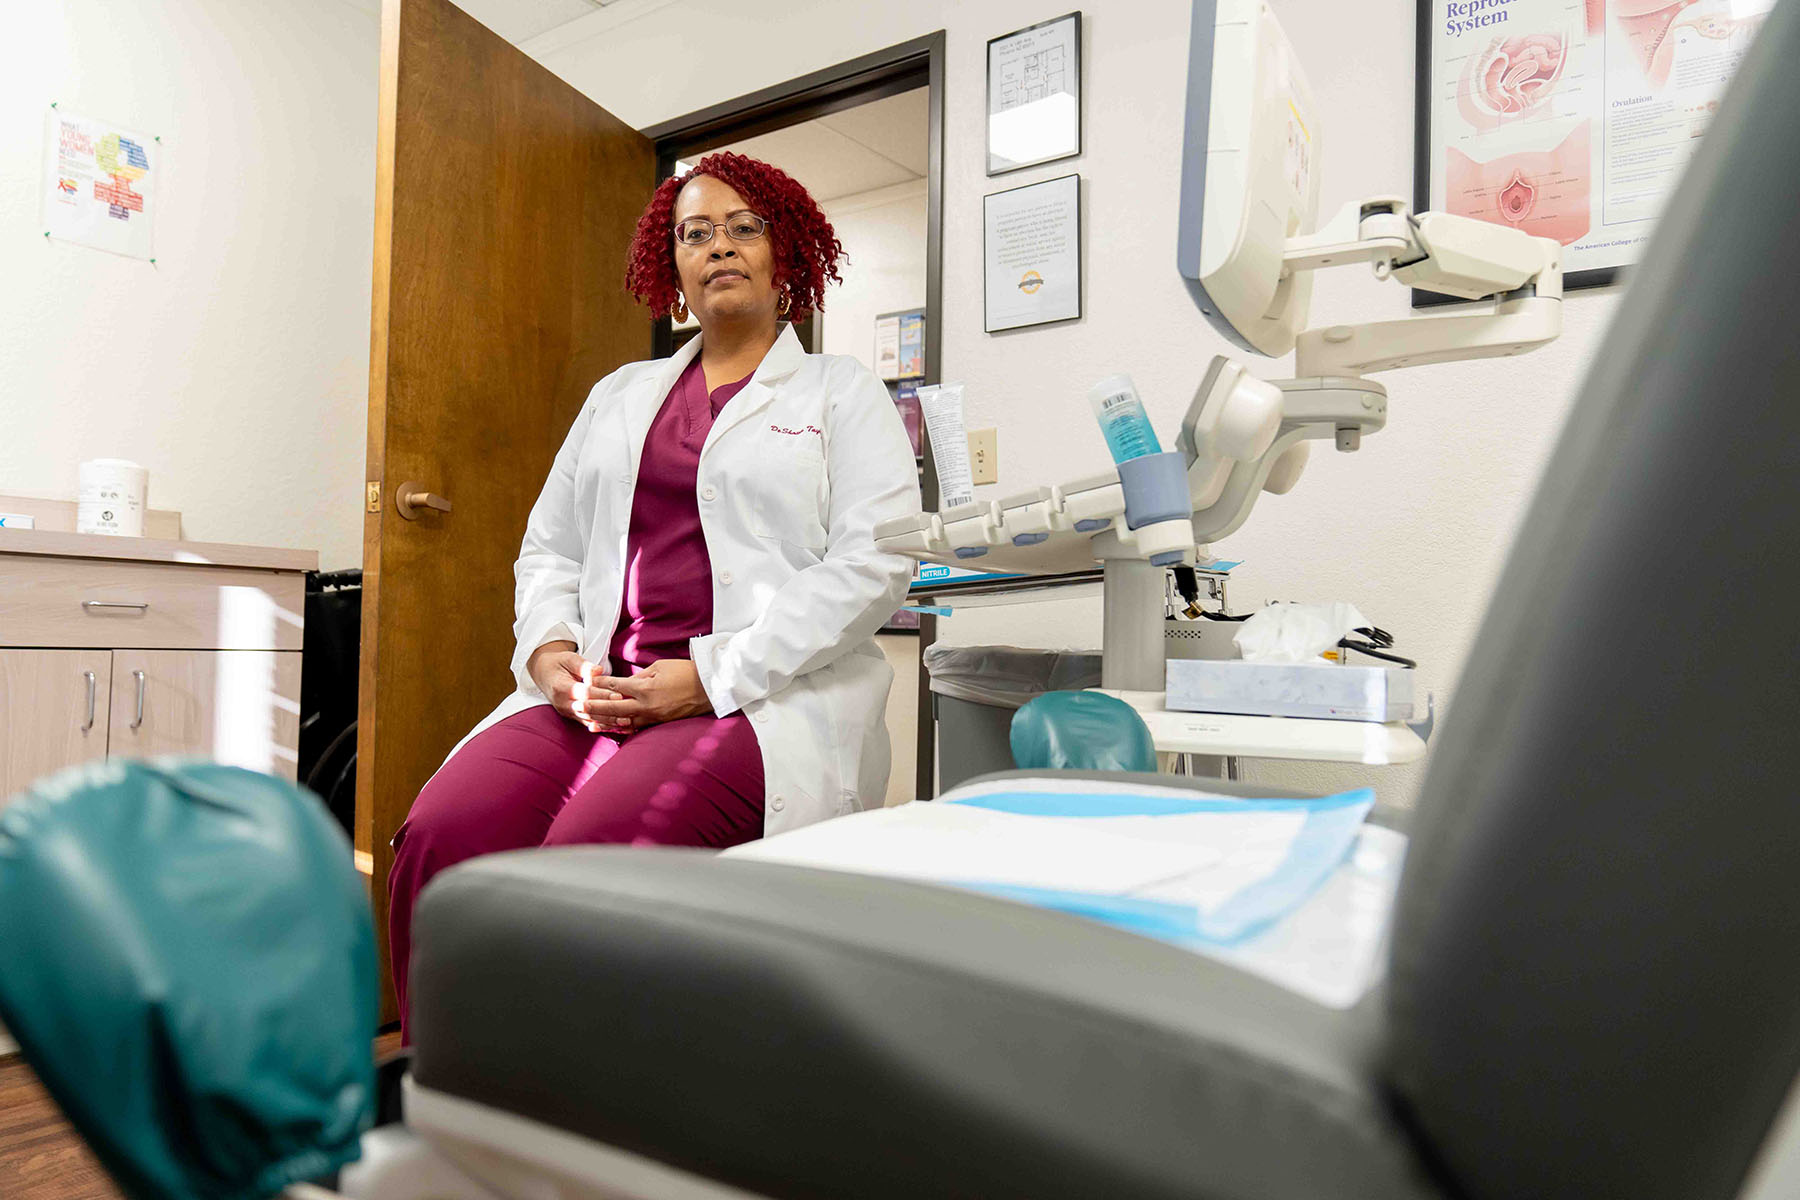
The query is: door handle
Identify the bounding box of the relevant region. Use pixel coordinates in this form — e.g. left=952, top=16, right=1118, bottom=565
left=83, top=600, right=151, bottom=613
left=131, top=669, right=147, bottom=731
left=82, top=670, right=97, bottom=733
left=395, top=482, right=452, bottom=520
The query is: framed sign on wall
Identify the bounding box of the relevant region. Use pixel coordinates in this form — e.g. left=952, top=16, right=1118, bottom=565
left=983, top=173, right=1082, bottom=333
left=987, top=12, right=1082, bottom=176
left=1414, top=0, right=1773, bottom=305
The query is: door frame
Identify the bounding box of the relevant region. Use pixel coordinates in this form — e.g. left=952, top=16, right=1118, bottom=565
left=643, top=32, right=947, bottom=800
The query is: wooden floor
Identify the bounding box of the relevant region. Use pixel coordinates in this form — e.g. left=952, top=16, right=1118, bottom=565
left=0, top=1054, right=120, bottom=1200
left=0, top=1033, right=403, bottom=1199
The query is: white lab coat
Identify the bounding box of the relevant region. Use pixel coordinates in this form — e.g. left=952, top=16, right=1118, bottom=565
left=450, top=324, right=922, bottom=836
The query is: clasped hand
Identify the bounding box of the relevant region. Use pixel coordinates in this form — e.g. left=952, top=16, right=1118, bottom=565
left=528, top=643, right=713, bottom=733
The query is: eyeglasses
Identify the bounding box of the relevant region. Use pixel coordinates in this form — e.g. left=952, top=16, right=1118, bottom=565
left=673, top=212, right=771, bottom=247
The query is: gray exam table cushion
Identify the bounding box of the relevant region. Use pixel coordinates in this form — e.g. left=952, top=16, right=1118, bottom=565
left=410, top=845, right=1440, bottom=1200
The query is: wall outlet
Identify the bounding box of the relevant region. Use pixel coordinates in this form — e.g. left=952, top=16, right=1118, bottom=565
left=968, top=427, right=998, bottom=485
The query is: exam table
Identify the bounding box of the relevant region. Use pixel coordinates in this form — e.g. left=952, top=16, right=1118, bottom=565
left=385, top=4, right=1800, bottom=1196
left=5, top=3, right=1800, bottom=1198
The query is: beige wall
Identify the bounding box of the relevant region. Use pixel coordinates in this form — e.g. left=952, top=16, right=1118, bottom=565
left=2, top=0, right=1635, bottom=807
left=819, top=179, right=929, bottom=373
left=876, top=634, right=922, bottom=806
left=532, top=0, right=1624, bottom=809
left=0, top=0, right=379, bottom=569
left=818, top=179, right=929, bottom=804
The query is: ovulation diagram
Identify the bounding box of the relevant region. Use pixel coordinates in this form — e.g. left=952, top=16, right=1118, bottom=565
left=1606, top=0, right=1760, bottom=90
left=1436, top=0, right=1770, bottom=271
left=1599, top=0, right=1769, bottom=224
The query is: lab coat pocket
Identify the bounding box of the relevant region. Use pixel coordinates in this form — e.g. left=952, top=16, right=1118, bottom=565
left=749, top=444, right=829, bottom=552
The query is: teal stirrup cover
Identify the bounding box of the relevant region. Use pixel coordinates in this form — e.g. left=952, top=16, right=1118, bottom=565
left=0, top=760, right=376, bottom=1200
left=1010, top=690, right=1157, bottom=773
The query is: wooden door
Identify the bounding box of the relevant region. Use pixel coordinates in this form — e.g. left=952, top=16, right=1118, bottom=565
left=0, top=649, right=112, bottom=799
left=108, top=650, right=303, bottom=778
left=360, top=0, right=655, bottom=1013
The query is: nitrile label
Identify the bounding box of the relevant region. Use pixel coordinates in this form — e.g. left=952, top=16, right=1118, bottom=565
left=913, top=562, right=1025, bottom=589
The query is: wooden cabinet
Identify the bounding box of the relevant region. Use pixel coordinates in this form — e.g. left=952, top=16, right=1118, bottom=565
left=0, top=530, right=316, bottom=1058
left=0, top=649, right=112, bottom=797
left=0, top=529, right=316, bottom=801
left=107, top=650, right=304, bottom=775
left=3, top=555, right=308, bottom=650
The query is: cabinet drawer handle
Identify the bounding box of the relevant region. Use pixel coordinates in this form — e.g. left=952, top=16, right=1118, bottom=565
left=131, top=670, right=147, bottom=731
left=82, top=600, right=151, bottom=613
left=82, top=670, right=97, bottom=733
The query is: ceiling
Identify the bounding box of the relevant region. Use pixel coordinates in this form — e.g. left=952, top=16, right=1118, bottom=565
left=426, top=1, right=928, bottom=204
left=691, top=88, right=930, bottom=205
left=449, top=0, right=614, bottom=44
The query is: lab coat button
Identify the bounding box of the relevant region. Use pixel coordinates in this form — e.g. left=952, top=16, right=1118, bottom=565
left=770, top=795, right=785, bottom=812
left=753, top=709, right=768, bottom=724
left=701, top=486, right=717, bottom=501
left=719, top=569, right=734, bottom=585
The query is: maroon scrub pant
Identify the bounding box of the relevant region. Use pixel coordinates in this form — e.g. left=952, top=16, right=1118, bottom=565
left=387, top=703, right=764, bottom=1037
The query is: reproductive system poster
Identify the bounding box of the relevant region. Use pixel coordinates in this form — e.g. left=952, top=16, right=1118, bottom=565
left=1423, top=0, right=1771, bottom=284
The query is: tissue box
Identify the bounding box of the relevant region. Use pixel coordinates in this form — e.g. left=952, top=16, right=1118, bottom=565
left=1166, top=659, right=1414, bottom=723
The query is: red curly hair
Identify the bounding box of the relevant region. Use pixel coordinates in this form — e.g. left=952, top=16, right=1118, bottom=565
left=625, top=152, right=845, bottom=323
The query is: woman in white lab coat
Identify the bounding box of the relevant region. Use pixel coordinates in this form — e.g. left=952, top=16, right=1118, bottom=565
left=386, top=152, right=921, bottom=1032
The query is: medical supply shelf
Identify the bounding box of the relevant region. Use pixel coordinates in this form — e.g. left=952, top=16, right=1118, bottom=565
left=873, top=421, right=1433, bottom=771
left=901, top=567, right=1104, bottom=612
left=894, top=560, right=1425, bottom=766
left=876, top=472, right=1134, bottom=578
left=1096, top=690, right=1426, bottom=766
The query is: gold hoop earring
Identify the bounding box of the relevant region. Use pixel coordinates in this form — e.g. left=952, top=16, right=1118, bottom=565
left=778, top=293, right=792, bottom=317
left=672, top=297, right=689, bottom=323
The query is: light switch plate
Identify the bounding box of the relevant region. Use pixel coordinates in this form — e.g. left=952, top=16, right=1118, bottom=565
left=968, top=428, right=998, bottom=485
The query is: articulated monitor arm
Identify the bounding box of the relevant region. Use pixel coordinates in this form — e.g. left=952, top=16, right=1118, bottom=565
left=1176, top=199, right=1562, bottom=544
left=1284, top=196, right=1564, bottom=379
left=872, top=205, right=1564, bottom=578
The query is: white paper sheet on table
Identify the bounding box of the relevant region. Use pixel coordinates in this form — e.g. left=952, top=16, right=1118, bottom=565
left=1194, top=823, right=1405, bottom=1008
left=727, top=802, right=1230, bottom=894
left=726, top=777, right=1406, bottom=1008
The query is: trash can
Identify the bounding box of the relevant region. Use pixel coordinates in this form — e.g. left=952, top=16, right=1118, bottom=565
left=923, top=644, right=1103, bottom=792
left=300, top=569, right=362, bottom=837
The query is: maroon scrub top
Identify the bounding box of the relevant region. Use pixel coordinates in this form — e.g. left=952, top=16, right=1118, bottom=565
left=607, top=355, right=754, bottom=674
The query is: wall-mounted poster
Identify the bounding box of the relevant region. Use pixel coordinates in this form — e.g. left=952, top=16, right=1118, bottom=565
left=881, top=605, right=922, bottom=634
left=987, top=12, right=1082, bottom=175
left=897, top=310, right=925, bottom=378
left=875, top=313, right=901, bottom=380
left=875, top=307, right=926, bottom=381
left=895, top=379, right=924, bottom=457
left=984, top=173, right=1082, bottom=333
left=43, top=108, right=161, bottom=260
left=1415, top=0, right=1772, bottom=303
